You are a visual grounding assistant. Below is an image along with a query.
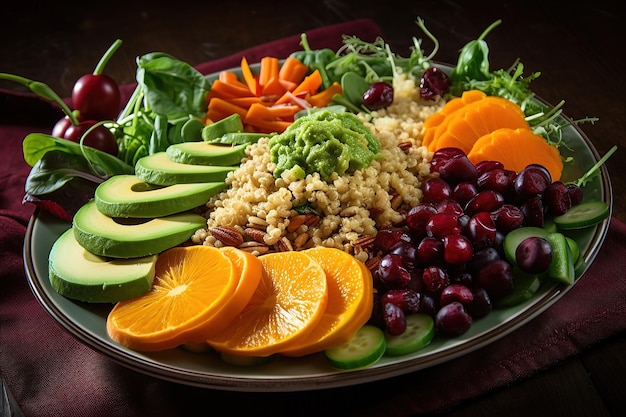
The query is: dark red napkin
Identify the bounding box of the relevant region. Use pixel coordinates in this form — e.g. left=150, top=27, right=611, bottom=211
left=2, top=18, right=626, bottom=417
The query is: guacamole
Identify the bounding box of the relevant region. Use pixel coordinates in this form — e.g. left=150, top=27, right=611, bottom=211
left=268, top=110, right=382, bottom=181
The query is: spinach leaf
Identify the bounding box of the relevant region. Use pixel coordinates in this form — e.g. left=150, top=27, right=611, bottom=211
left=23, top=133, right=134, bottom=176
left=137, top=52, right=210, bottom=121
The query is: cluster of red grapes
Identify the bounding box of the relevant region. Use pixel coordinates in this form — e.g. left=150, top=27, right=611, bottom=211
left=367, top=147, right=583, bottom=337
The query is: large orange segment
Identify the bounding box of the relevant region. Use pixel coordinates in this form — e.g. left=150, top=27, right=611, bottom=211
left=422, top=90, right=487, bottom=148
left=467, top=127, right=564, bottom=181
left=280, top=247, right=374, bottom=357
left=207, top=251, right=328, bottom=357
left=202, top=247, right=264, bottom=338
left=427, top=95, right=529, bottom=153
left=106, top=245, right=237, bottom=351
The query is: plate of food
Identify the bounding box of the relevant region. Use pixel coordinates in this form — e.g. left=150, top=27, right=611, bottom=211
left=22, top=20, right=612, bottom=391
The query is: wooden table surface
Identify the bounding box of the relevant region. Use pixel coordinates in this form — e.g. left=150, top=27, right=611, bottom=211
left=2, top=1, right=625, bottom=416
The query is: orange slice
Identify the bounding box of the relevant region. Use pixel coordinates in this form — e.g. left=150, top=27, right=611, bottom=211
left=280, top=247, right=374, bottom=357
left=202, top=246, right=264, bottom=338
left=427, top=95, right=529, bottom=153
left=207, top=251, right=328, bottom=357
left=106, top=245, right=237, bottom=351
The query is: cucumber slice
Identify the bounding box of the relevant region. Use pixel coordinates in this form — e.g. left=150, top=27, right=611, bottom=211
left=385, top=313, right=434, bottom=356
left=325, top=325, right=386, bottom=370
left=553, top=200, right=610, bottom=230
left=496, top=267, right=542, bottom=308
left=503, top=227, right=551, bottom=265
left=546, top=232, right=576, bottom=285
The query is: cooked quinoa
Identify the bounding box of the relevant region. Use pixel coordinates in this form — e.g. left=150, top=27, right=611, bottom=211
left=191, top=75, right=445, bottom=256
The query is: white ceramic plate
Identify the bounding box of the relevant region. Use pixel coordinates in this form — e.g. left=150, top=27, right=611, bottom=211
left=23, top=65, right=612, bottom=392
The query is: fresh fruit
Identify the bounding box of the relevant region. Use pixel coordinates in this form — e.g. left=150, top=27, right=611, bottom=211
left=495, top=268, right=542, bottom=308
left=552, top=200, right=610, bottom=230
left=71, top=39, right=122, bottom=121
left=362, top=81, right=394, bottom=110
left=72, top=200, right=206, bottom=258
left=207, top=251, right=328, bottom=357
left=467, top=128, right=563, bottom=181
left=94, top=174, right=226, bottom=218
left=384, top=313, right=434, bottom=356
left=106, top=245, right=238, bottom=351
left=49, top=228, right=157, bottom=303
left=280, top=247, right=374, bottom=357
left=202, top=247, right=264, bottom=338
left=201, top=113, right=244, bottom=141
left=134, top=152, right=236, bottom=185
left=515, top=236, right=553, bottom=274
left=165, top=142, right=248, bottom=166
left=324, top=325, right=386, bottom=370
left=502, top=226, right=551, bottom=265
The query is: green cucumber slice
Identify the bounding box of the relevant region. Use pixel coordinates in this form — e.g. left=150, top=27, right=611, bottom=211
left=385, top=313, right=434, bottom=356
left=553, top=200, right=610, bottom=230
left=546, top=232, right=576, bottom=285
left=325, top=325, right=386, bottom=370
left=503, top=227, right=551, bottom=265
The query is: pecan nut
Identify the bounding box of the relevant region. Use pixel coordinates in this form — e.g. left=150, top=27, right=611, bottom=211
left=208, top=226, right=244, bottom=247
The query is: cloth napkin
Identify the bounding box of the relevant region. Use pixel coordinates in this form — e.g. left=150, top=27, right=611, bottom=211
left=2, top=18, right=625, bottom=417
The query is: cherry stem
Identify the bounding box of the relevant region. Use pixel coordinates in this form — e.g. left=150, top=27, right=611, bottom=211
left=0, top=72, right=78, bottom=124
left=93, top=39, right=123, bottom=75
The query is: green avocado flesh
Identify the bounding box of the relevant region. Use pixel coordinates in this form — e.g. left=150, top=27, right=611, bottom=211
left=73, top=200, right=206, bottom=258
left=166, top=142, right=248, bottom=166
left=95, top=174, right=225, bottom=218
left=49, top=228, right=157, bottom=303
left=135, top=152, right=236, bottom=185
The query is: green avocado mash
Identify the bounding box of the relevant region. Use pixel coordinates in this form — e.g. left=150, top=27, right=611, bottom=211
left=268, top=110, right=381, bottom=181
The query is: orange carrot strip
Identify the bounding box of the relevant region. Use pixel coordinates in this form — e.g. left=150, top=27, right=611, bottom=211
left=278, top=56, right=309, bottom=84
left=219, top=71, right=242, bottom=84
left=210, top=79, right=255, bottom=99
left=246, top=118, right=292, bottom=134
left=241, top=57, right=258, bottom=96
left=307, top=82, right=342, bottom=108
left=275, top=70, right=322, bottom=105
left=208, top=97, right=248, bottom=120
left=259, top=57, right=280, bottom=88
left=245, top=103, right=301, bottom=122
left=260, top=77, right=288, bottom=98
left=227, top=96, right=265, bottom=108
left=279, top=79, right=298, bottom=92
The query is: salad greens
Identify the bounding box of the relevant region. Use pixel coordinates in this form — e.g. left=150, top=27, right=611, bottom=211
left=115, top=52, right=210, bottom=165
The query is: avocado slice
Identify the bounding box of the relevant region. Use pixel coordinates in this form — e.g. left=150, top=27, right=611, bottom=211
left=49, top=228, right=157, bottom=303
left=95, top=174, right=225, bottom=218
left=73, top=200, right=206, bottom=258
left=166, top=142, right=248, bottom=166
left=135, top=152, right=236, bottom=185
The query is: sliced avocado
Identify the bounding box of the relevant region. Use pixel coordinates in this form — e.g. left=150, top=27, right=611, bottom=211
left=202, top=113, right=244, bottom=141
left=73, top=200, right=206, bottom=258
left=135, top=152, right=236, bottom=185
left=49, top=228, right=157, bottom=303
left=166, top=142, right=248, bottom=166
left=95, top=174, right=225, bottom=218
